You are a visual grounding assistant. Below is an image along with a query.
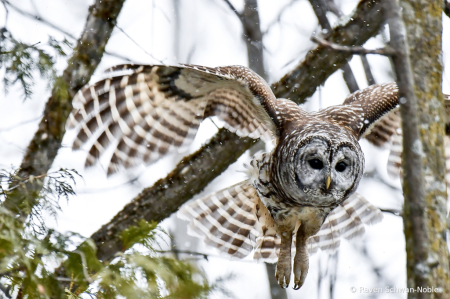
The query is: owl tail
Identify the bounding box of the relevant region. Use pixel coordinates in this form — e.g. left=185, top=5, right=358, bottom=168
left=178, top=183, right=383, bottom=261
left=177, top=181, right=261, bottom=259
left=306, top=192, right=383, bottom=254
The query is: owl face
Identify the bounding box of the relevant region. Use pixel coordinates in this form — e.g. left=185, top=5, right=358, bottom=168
left=273, top=124, right=364, bottom=207
left=293, top=136, right=364, bottom=205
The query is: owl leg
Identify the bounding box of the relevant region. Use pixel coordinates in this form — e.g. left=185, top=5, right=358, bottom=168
left=293, top=230, right=309, bottom=290
left=275, top=227, right=293, bottom=288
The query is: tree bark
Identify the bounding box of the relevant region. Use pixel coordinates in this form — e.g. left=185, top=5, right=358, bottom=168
left=242, top=0, right=266, bottom=80
left=1, top=0, right=126, bottom=218
left=398, top=0, right=450, bottom=296
left=384, top=0, right=450, bottom=297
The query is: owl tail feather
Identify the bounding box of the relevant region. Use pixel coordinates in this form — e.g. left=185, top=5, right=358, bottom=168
left=178, top=183, right=383, bottom=261
left=177, top=181, right=261, bottom=259
left=306, top=192, right=383, bottom=254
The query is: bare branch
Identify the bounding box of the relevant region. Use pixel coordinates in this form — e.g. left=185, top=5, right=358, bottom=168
left=2, top=0, right=75, bottom=39
left=272, top=0, right=385, bottom=100
left=308, top=0, right=359, bottom=92
left=311, top=35, right=395, bottom=56
left=265, top=263, right=288, bottom=299
left=360, top=54, right=376, bottom=85
left=324, top=0, right=376, bottom=86
left=241, top=0, right=266, bottom=79
left=115, top=25, right=164, bottom=64
left=445, top=0, right=450, bottom=19
left=379, top=208, right=402, bottom=216
left=324, top=0, right=342, bottom=17
left=2, top=0, right=133, bottom=62
left=221, top=0, right=243, bottom=22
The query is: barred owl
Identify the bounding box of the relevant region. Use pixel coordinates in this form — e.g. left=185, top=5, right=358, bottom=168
left=68, top=64, right=407, bottom=290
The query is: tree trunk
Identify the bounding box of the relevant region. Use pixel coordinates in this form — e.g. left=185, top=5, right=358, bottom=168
left=399, top=0, right=450, bottom=296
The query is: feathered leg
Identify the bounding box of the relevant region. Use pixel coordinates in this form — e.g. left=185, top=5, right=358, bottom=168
left=293, top=229, right=309, bottom=290
left=275, top=225, right=293, bottom=288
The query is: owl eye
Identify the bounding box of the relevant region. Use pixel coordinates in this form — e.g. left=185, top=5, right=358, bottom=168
left=308, top=159, right=323, bottom=170
left=335, top=162, right=347, bottom=172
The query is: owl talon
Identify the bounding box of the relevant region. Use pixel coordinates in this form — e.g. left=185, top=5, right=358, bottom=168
left=275, top=264, right=291, bottom=288
left=293, top=235, right=309, bottom=290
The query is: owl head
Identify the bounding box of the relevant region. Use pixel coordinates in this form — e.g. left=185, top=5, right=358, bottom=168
left=272, top=122, right=364, bottom=207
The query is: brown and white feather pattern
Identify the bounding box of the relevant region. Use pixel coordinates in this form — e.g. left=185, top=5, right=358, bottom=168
left=177, top=181, right=260, bottom=259
left=178, top=178, right=382, bottom=261
left=67, top=64, right=278, bottom=174
left=315, top=82, right=400, bottom=142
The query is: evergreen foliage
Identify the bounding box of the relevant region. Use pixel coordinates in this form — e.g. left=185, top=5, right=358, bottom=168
left=0, top=169, right=216, bottom=298
left=0, top=28, right=71, bottom=99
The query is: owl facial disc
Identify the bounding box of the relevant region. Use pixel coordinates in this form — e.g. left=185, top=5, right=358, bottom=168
left=292, top=136, right=364, bottom=206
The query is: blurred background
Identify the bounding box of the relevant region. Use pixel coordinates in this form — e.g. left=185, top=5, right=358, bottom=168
left=0, top=0, right=449, bottom=298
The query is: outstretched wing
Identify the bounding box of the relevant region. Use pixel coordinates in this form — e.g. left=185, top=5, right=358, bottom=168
left=178, top=181, right=382, bottom=261
left=314, top=83, right=400, bottom=141
left=67, top=64, right=279, bottom=174
left=323, top=83, right=450, bottom=205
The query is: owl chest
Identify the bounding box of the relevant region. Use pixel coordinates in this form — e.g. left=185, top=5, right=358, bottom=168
left=246, top=152, right=330, bottom=234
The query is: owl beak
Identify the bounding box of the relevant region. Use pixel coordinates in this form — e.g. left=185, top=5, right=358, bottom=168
left=326, top=175, right=331, bottom=189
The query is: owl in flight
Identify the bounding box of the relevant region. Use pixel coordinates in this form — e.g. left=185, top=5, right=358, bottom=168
left=68, top=64, right=408, bottom=289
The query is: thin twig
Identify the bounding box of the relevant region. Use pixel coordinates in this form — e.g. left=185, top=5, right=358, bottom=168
left=156, top=249, right=256, bottom=263
left=74, top=250, right=93, bottom=284
left=324, top=0, right=376, bottom=86
left=379, top=208, right=402, bottom=216
left=262, top=0, right=298, bottom=35
left=0, top=116, right=42, bottom=132
left=115, top=25, right=164, bottom=64
left=311, top=35, right=395, bottom=56
left=445, top=0, right=450, bottom=19
left=2, top=0, right=133, bottom=62
left=0, top=41, right=41, bottom=54
left=308, top=0, right=359, bottom=92
left=1, top=0, right=8, bottom=26
left=221, top=0, right=243, bottom=22
left=2, top=0, right=76, bottom=39
left=360, top=54, right=376, bottom=85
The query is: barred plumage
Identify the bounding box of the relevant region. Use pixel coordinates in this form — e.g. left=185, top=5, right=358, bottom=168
left=178, top=182, right=382, bottom=261
left=68, top=64, right=277, bottom=174
left=67, top=64, right=409, bottom=290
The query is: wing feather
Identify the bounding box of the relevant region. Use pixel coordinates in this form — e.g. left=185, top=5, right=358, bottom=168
left=68, top=64, right=278, bottom=174
left=178, top=181, right=260, bottom=259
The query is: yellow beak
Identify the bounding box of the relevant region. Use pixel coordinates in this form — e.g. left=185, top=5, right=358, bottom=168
left=326, top=176, right=331, bottom=189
